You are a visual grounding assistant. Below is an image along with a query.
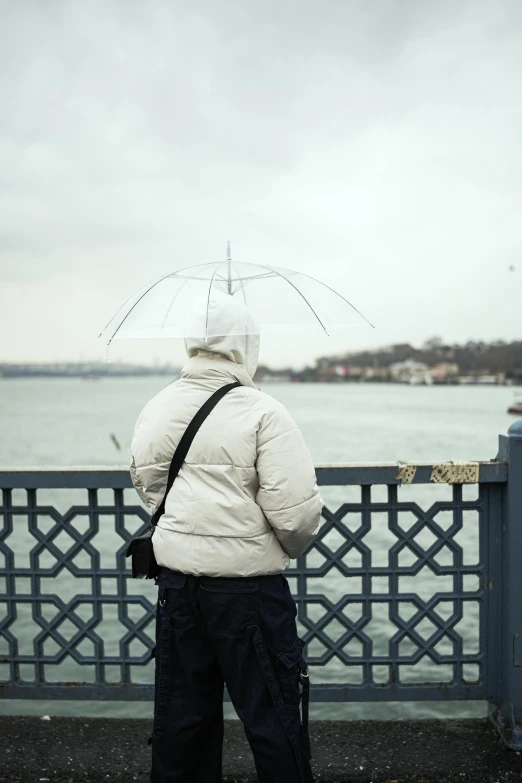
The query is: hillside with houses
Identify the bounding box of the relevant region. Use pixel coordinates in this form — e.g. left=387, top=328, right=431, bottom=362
left=255, top=338, right=522, bottom=385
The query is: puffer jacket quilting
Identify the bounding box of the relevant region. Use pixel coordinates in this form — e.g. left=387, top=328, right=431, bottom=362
left=130, top=353, right=323, bottom=577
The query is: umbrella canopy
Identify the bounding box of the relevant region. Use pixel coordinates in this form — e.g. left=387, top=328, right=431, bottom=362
left=99, top=259, right=374, bottom=344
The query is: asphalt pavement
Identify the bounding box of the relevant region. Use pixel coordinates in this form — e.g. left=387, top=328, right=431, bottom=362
left=1, top=716, right=521, bottom=782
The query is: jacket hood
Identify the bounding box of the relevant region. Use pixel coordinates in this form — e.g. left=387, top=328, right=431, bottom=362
left=183, top=294, right=260, bottom=379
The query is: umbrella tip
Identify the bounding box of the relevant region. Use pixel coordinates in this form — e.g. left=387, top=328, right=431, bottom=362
left=226, top=240, right=231, bottom=261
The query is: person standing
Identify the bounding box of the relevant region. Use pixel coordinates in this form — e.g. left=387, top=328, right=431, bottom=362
left=130, top=297, right=323, bottom=782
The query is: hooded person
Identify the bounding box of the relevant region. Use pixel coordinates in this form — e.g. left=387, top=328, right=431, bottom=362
left=130, top=293, right=323, bottom=578
left=131, top=293, right=321, bottom=782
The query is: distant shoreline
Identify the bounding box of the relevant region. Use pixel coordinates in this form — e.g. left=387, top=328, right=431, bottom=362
left=0, top=372, right=179, bottom=379
left=1, top=374, right=520, bottom=388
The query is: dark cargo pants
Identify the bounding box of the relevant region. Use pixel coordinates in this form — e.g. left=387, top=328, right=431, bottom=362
left=149, top=566, right=314, bottom=783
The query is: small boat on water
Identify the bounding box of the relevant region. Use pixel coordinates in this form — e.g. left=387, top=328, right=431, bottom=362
left=508, top=398, right=522, bottom=415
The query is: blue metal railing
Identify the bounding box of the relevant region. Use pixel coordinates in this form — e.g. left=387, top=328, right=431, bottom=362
left=1, top=421, right=521, bottom=748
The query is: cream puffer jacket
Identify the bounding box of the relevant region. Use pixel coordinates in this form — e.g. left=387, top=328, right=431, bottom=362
left=129, top=325, right=323, bottom=577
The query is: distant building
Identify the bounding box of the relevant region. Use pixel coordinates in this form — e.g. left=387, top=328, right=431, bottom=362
left=255, top=365, right=293, bottom=383
left=458, top=373, right=506, bottom=386
left=429, top=362, right=460, bottom=383
left=362, top=367, right=389, bottom=382
left=316, top=362, right=368, bottom=382
left=257, top=371, right=292, bottom=383
left=390, top=359, right=432, bottom=385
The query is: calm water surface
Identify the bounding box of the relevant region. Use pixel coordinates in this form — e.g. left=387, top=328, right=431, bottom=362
left=1, top=377, right=518, bottom=466
left=1, top=378, right=520, bottom=720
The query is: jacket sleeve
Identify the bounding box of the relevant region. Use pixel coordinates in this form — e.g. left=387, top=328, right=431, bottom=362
left=129, top=453, right=153, bottom=510
left=255, top=404, right=323, bottom=559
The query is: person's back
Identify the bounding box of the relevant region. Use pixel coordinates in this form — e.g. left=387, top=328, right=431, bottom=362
left=130, top=300, right=323, bottom=578
left=130, top=296, right=322, bottom=783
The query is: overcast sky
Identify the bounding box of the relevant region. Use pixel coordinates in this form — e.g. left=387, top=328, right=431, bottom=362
left=1, top=0, right=521, bottom=369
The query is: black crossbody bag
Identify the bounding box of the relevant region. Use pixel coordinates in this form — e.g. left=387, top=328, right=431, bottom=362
left=125, top=381, right=241, bottom=579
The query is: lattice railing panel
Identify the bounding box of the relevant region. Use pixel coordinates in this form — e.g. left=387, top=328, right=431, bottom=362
left=0, top=488, right=155, bottom=692
left=289, top=484, right=487, bottom=697
left=0, top=470, right=500, bottom=701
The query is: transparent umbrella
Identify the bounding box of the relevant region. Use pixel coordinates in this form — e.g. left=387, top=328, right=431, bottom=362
left=99, top=253, right=374, bottom=344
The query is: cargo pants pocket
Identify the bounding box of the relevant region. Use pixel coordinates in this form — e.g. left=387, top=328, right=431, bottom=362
left=277, top=636, right=305, bottom=706
left=277, top=636, right=312, bottom=761
left=199, top=577, right=259, bottom=637
left=251, top=626, right=313, bottom=780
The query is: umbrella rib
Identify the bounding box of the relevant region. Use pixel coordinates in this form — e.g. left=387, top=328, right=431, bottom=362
left=98, top=289, right=139, bottom=339
left=229, top=261, right=249, bottom=305
left=171, top=270, right=275, bottom=283
left=204, top=263, right=223, bottom=341
left=253, top=263, right=330, bottom=334
left=100, top=261, right=373, bottom=343
left=168, top=261, right=220, bottom=277
left=100, top=271, right=175, bottom=344
left=160, top=277, right=190, bottom=330
left=295, top=269, right=375, bottom=329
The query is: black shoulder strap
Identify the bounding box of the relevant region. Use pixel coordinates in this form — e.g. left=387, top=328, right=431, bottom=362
left=150, top=381, right=241, bottom=528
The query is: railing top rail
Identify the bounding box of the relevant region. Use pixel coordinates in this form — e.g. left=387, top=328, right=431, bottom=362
left=0, top=460, right=508, bottom=488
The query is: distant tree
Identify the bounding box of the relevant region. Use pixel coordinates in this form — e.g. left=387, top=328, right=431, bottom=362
left=312, top=339, right=522, bottom=380
left=422, top=336, right=444, bottom=351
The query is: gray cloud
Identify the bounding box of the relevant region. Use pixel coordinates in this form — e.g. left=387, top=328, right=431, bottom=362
left=0, top=0, right=521, bottom=366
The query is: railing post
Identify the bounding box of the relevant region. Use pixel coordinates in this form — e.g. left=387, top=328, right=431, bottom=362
left=490, top=420, right=522, bottom=749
